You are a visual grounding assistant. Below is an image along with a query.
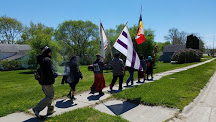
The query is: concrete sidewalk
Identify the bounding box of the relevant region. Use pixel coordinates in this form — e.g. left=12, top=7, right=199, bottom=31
left=0, top=58, right=215, bottom=122
left=171, top=71, right=216, bottom=122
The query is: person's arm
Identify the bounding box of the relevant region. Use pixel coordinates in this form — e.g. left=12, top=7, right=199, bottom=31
left=47, top=59, right=58, bottom=78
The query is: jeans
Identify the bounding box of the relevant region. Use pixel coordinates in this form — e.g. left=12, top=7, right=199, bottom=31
left=126, top=72, right=134, bottom=84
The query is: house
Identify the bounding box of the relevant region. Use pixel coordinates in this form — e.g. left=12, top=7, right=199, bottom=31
left=0, top=44, right=31, bottom=69
left=160, top=44, right=186, bottom=63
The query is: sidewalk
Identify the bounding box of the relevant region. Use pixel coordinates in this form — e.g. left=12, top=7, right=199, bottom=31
left=0, top=58, right=215, bottom=122
left=171, top=71, right=216, bottom=122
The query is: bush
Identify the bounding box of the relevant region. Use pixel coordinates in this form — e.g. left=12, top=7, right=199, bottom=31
left=172, top=48, right=203, bottom=64
left=0, top=59, right=22, bottom=71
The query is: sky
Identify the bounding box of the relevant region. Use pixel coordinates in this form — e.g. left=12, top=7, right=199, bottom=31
left=0, top=0, right=216, bottom=48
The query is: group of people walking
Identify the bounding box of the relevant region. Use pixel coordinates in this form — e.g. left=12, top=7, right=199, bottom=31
left=32, top=46, right=154, bottom=118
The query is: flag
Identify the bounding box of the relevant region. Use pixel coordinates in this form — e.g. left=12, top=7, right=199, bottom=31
left=135, top=14, right=145, bottom=45
left=100, top=22, right=109, bottom=59
left=113, top=26, right=142, bottom=70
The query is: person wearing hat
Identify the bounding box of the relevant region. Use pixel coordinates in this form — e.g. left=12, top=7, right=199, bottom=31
left=110, top=52, right=125, bottom=91
left=90, top=54, right=106, bottom=96
left=146, top=56, right=154, bottom=80
left=62, top=55, right=83, bottom=100
left=32, top=46, right=58, bottom=118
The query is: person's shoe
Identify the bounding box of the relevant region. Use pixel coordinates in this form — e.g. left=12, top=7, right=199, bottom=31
left=118, top=88, right=122, bottom=91
left=99, top=92, right=104, bottom=96
left=126, top=82, right=129, bottom=86
left=137, top=80, right=141, bottom=83
left=67, top=94, right=71, bottom=99
left=32, top=108, right=40, bottom=118
left=71, top=96, right=77, bottom=101
left=109, top=84, right=113, bottom=91
left=90, top=87, right=95, bottom=94
left=47, top=110, right=56, bottom=116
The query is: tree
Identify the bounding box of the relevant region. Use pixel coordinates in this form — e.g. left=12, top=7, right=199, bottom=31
left=164, top=28, right=187, bottom=45
left=157, top=41, right=171, bottom=52
left=129, top=25, right=156, bottom=59
left=0, top=15, right=23, bottom=44
left=57, top=20, right=98, bottom=57
left=21, top=22, right=62, bottom=68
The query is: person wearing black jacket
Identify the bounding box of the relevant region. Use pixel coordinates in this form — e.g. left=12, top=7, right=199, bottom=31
left=62, top=56, right=83, bottom=100
left=33, top=46, right=58, bottom=118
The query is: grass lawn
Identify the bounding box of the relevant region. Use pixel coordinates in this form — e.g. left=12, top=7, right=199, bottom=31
left=46, top=107, right=128, bottom=122
left=0, top=57, right=212, bottom=117
left=113, top=59, right=216, bottom=110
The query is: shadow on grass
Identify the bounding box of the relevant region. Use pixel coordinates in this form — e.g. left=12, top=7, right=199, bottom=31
left=55, top=99, right=77, bottom=108
left=87, top=94, right=102, bottom=101
left=19, top=71, right=34, bottom=74
left=105, top=101, right=139, bottom=115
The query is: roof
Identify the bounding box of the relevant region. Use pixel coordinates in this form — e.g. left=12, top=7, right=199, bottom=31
left=163, top=44, right=186, bottom=53
left=0, top=44, right=31, bottom=61
left=0, top=44, right=31, bottom=53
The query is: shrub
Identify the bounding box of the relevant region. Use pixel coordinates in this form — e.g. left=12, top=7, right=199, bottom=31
left=172, top=48, right=203, bottom=64
left=0, top=59, right=22, bottom=71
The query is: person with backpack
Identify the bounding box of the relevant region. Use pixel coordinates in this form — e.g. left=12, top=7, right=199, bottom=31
left=61, top=56, right=83, bottom=100
left=33, top=46, right=58, bottom=118
left=90, top=54, right=106, bottom=96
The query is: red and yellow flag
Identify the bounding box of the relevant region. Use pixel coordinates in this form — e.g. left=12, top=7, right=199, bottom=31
left=135, top=14, right=145, bottom=45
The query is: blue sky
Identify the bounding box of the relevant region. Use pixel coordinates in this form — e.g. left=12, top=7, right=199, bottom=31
left=1, top=0, right=215, bottom=48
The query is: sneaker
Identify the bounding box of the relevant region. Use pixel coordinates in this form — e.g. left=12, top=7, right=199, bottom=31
left=109, top=84, right=113, bottom=91
left=67, top=94, right=71, bottom=99
left=99, top=92, right=104, bottom=96
left=137, top=80, right=141, bottom=83
left=71, top=96, right=77, bottom=100
left=32, top=108, right=40, bottom=118
left=47, top=110, right=56, bottom=116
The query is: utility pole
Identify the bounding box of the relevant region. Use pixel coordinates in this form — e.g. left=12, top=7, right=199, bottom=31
left=214, top=35, right=215, bottom=57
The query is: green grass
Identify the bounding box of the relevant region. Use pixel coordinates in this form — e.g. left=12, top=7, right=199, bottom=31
left=46, top=107, right=128, bottom=122
left=113, top=59, right=216, bottom=110
left=0, top=58, right=212, bottom=117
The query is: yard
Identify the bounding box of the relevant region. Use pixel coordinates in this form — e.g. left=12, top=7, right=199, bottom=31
left=0, top=56, right=212, bottom=117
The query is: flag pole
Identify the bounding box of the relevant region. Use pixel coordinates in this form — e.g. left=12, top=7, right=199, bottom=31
left=100, top=22, right=113, bottom=58
left=111, top=22, right=128, bottom=51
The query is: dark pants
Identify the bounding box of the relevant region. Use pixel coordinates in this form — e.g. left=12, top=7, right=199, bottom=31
left=126, top=72, right=134, bottom=84
left=111, top=75, right=124, bottom=90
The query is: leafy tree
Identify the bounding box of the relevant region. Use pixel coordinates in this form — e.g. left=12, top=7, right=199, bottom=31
left=164, top=28, right=187, bottom=45
left=129, top=25, right=156, bottom=59
left=0, top=15, right=23, bottom=44
left=57, top=20, right=98, bottom=58
left=157, top=41, right=171, bottom=52
left=21, top=22, right=62, bottom=68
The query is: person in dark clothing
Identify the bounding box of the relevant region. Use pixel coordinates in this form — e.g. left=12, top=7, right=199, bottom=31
left=62, top=56, right=83, bottom=100
left=110, top=53, right=125, bottom=91
left=138, top=56, right=147, bottom=82
left=90, top=54, right=106, bottom=96
left=33, top=46, right=58, bottom=118
left=146, top=56, right=154, bottom=80
left=126, top=67, right=134, bottom=86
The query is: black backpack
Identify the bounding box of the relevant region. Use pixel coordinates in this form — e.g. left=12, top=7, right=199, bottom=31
left=34, top=55, right=43, bottom=82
